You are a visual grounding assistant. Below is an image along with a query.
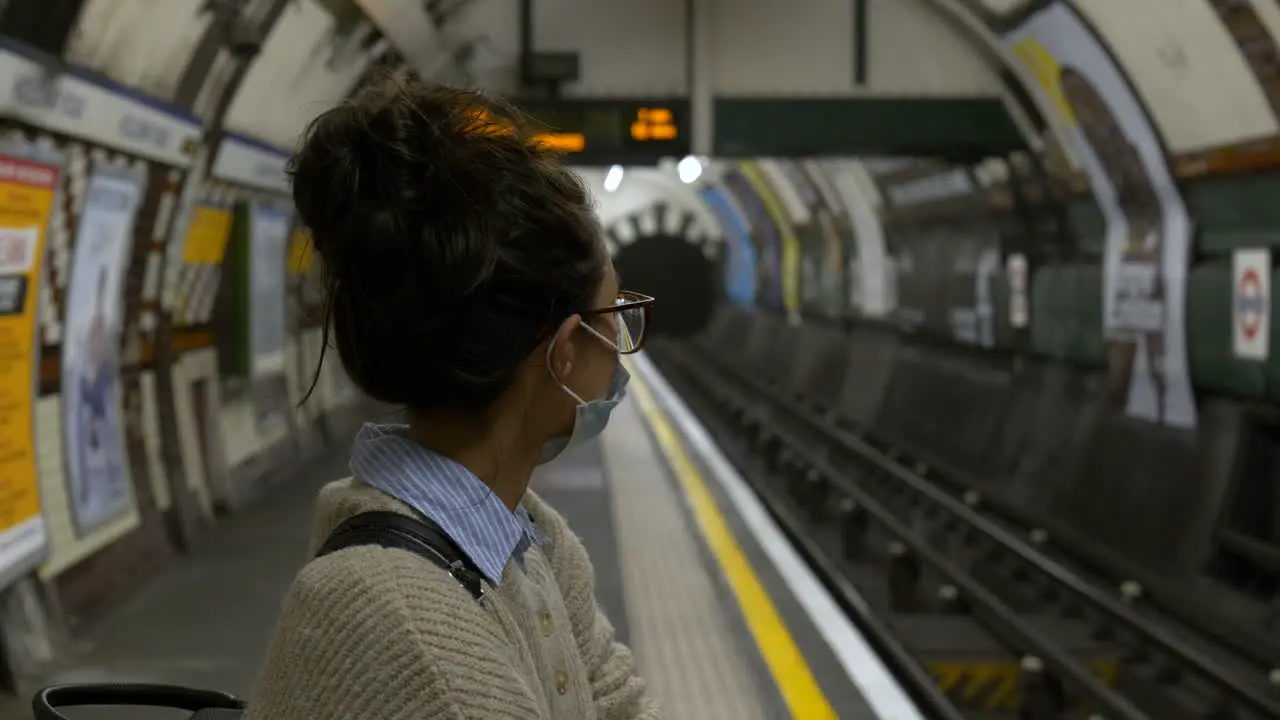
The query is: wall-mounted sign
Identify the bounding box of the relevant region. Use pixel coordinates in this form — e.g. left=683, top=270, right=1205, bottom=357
left=0, top=43, right=202, bottom=167
left=210, top=134, right=290, bottom=195
left=246, top=204, right=291, bottom=433
left=885, top=168, right=975, bottom=208
left=519, top=98, right=691, bottom=166
left=175, top=203, right=233, bottom=325
left=62, top=171, right=142, bottom=537
left=1007, top=2, right=1197, bottom=430
left=0, top=154, right=55, bottom=588
left=1233, top=248, right=1270, bottom=361
left=1007, top=252, right=1029, bottom=328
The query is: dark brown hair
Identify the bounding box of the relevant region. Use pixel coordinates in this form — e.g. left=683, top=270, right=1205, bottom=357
left=290, top=78, right=605, bottom=412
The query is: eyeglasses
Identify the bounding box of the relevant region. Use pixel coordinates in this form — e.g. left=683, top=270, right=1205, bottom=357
left=582, top=290, right=654, bottom=354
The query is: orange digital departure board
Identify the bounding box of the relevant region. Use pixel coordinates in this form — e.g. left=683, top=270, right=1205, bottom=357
left=533, top=131, right=587, bottom=152
left=519, top=99, right=690, bottom=165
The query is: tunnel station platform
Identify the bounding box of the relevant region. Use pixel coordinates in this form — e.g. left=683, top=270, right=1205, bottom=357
left=0, top=356, right=917, bottom=720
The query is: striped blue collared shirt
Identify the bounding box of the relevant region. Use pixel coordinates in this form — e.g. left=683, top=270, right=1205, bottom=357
left=349, top=423, right=548, bottom=585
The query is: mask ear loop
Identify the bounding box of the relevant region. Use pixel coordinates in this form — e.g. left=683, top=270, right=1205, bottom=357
left=545, top=320, right=622, bottom=405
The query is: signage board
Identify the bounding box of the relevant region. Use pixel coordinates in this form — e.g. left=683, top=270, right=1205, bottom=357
left=0, top=153, right=55, bottom=588
left=518, top=98, right=691, bottom=166
left=1233, top=248, right=1270, bottom=361
left=0, top=41, right=201, bottom=167
left=61, top=171, right=142, bottom=536
left=210, top=134, right=290, bottom=195
left=1007, top=252, right=1029, bottom=329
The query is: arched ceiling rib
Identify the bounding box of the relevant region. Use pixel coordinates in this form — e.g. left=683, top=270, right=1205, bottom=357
left=577, top=165, right=720, bottom=238
left=46, top=0, right=1280, bottom=232
left=354, top=0, right=446, bottom=75
left=225, top=0, right=382, bottom=149
left=63, top=0, right=212, bottom=104
left=756, top=159, right=810, bottom=226
left=1074, top=0, right=1278, bottom=153
left=935, top=0, right=1280, bottom=167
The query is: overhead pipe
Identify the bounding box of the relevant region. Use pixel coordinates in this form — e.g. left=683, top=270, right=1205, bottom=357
left=517, top=0, right=542, bottom=96
left=175, top=0, right=267, bottom=109
left=205, top=0, right=295, bottom=138
left=853, top=0, right=868, bottom=85
left=688, top=0, right=713, bottom=157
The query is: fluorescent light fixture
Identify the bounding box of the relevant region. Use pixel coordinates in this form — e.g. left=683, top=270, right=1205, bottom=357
left=676, top=155, right=702, bottom=184
left=604, top=164, right=624, bottom=193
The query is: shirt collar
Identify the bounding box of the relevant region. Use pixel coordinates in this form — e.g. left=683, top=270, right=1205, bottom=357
left=349, top=423, right=545, bottom=585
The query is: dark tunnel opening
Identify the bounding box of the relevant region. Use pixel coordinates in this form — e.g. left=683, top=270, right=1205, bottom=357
left=612, top=234, right=716, bottom=340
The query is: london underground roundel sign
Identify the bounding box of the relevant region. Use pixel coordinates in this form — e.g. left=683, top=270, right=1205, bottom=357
left=1237, top=267, right=1265, bottom=341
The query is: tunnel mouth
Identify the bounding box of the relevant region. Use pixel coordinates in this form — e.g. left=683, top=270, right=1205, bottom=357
left=612, top=234, right=716, bottom=340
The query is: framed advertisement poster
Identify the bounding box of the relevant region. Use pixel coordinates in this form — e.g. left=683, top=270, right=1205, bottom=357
left=1006, top=1, right=1197, bottom=429
left=0, top=153, right=57, bottom=587
left=247, top=203, right=291, bottom=434
left=61, top=170, right=142, bottom=536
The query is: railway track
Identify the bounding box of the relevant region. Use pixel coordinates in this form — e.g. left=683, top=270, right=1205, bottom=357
left=648, top=336, right=1280, bottom=720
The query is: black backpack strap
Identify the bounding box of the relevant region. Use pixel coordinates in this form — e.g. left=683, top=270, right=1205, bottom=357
left=316, top=511, right=487, bottom=600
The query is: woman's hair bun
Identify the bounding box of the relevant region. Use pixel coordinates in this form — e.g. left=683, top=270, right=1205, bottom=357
left=291, top=80, right=538, bottom=312
left=291, top=77, right=605, bottom=411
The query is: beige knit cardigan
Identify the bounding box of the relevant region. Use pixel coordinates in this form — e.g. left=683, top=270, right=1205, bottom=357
left=246, top=478, right=664, bottom=719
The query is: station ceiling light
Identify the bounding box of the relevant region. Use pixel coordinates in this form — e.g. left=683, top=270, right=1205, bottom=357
left=677, top=155, right=703, bottom=184
left=604, top=164, right=625, bottom=193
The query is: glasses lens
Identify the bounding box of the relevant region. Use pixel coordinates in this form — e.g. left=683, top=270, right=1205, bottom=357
left=613, top=297, right=645, bottom=353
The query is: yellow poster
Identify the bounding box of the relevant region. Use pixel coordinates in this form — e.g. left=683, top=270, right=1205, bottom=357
left=287, top=226, right=315, bottom=276
left=182, top=204, right=233, bottom=265
left=176, top=204, right=232, bottom=322
left=741, top=161, right=803, bottom=315
left=0, top=155, right=56, bottom=574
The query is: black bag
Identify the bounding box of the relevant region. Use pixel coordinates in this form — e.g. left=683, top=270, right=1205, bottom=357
left=31, top=511, right=484, bottom=719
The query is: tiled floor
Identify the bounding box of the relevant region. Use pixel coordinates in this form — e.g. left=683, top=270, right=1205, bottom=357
left=8, top=381, right=886, bottom=719
left=596, top=395, right=783, bottom=719
left=4, top=404, right=778, bottom=719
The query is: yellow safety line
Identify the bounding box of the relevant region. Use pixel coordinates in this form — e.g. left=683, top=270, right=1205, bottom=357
left=626, top=361, right=838, bottom=720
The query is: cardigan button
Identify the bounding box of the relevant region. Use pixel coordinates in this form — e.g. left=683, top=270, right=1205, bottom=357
left=555, top=668, right=569, bottom=695
left=539, top=612, right=553, bottom=636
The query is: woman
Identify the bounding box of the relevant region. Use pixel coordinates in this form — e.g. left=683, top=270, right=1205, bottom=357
left=248, top=78, right=661, bottom=720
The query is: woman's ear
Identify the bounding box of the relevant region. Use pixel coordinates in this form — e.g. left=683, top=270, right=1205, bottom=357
left=548, top=314, right=581, bottom=384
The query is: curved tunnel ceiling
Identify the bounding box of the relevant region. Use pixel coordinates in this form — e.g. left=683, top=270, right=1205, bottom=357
left=35, top=0, right=1280, bottom=268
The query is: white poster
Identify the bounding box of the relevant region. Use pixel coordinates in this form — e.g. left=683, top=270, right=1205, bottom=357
left=249, top=204, right=289, bottom=378
left=61, top=172, right=141, bottom=535
left=1006, top=2, right=1197, bottom=429
left=1007, top=253, right=1029, bottom=329
left=1233, top=249, right=1271, bottom=361
left=248, top=204, right=291, bottom=432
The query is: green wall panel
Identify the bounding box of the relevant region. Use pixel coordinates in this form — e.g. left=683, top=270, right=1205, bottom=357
left=714, top=98, right=1025, bottom=158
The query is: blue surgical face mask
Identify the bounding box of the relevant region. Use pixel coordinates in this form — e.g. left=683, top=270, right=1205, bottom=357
left=538, top=326, right=631, bottom=465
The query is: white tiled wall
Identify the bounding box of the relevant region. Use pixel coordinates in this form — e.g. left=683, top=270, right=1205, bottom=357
left=29, top=329, right=355, bottom=583
left=171, top=348, right=219, bottom=518
left=138, top=372, right=169, bottom=512
left=218, top=394, right=287, bottom=470
left=219, top=328, right=350, bottom=471
left=34, top=397, right=142, bottom=581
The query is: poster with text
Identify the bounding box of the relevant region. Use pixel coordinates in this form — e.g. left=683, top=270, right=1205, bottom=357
left=62, top=172, right=140, bottom=536
left=1007, top=2, right=1197, bottom=429
left=248, top=204, right=291, bottom=434
left=0, top=155, right=55, bottom=585
left=177, top=203, right=232, bottom=325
